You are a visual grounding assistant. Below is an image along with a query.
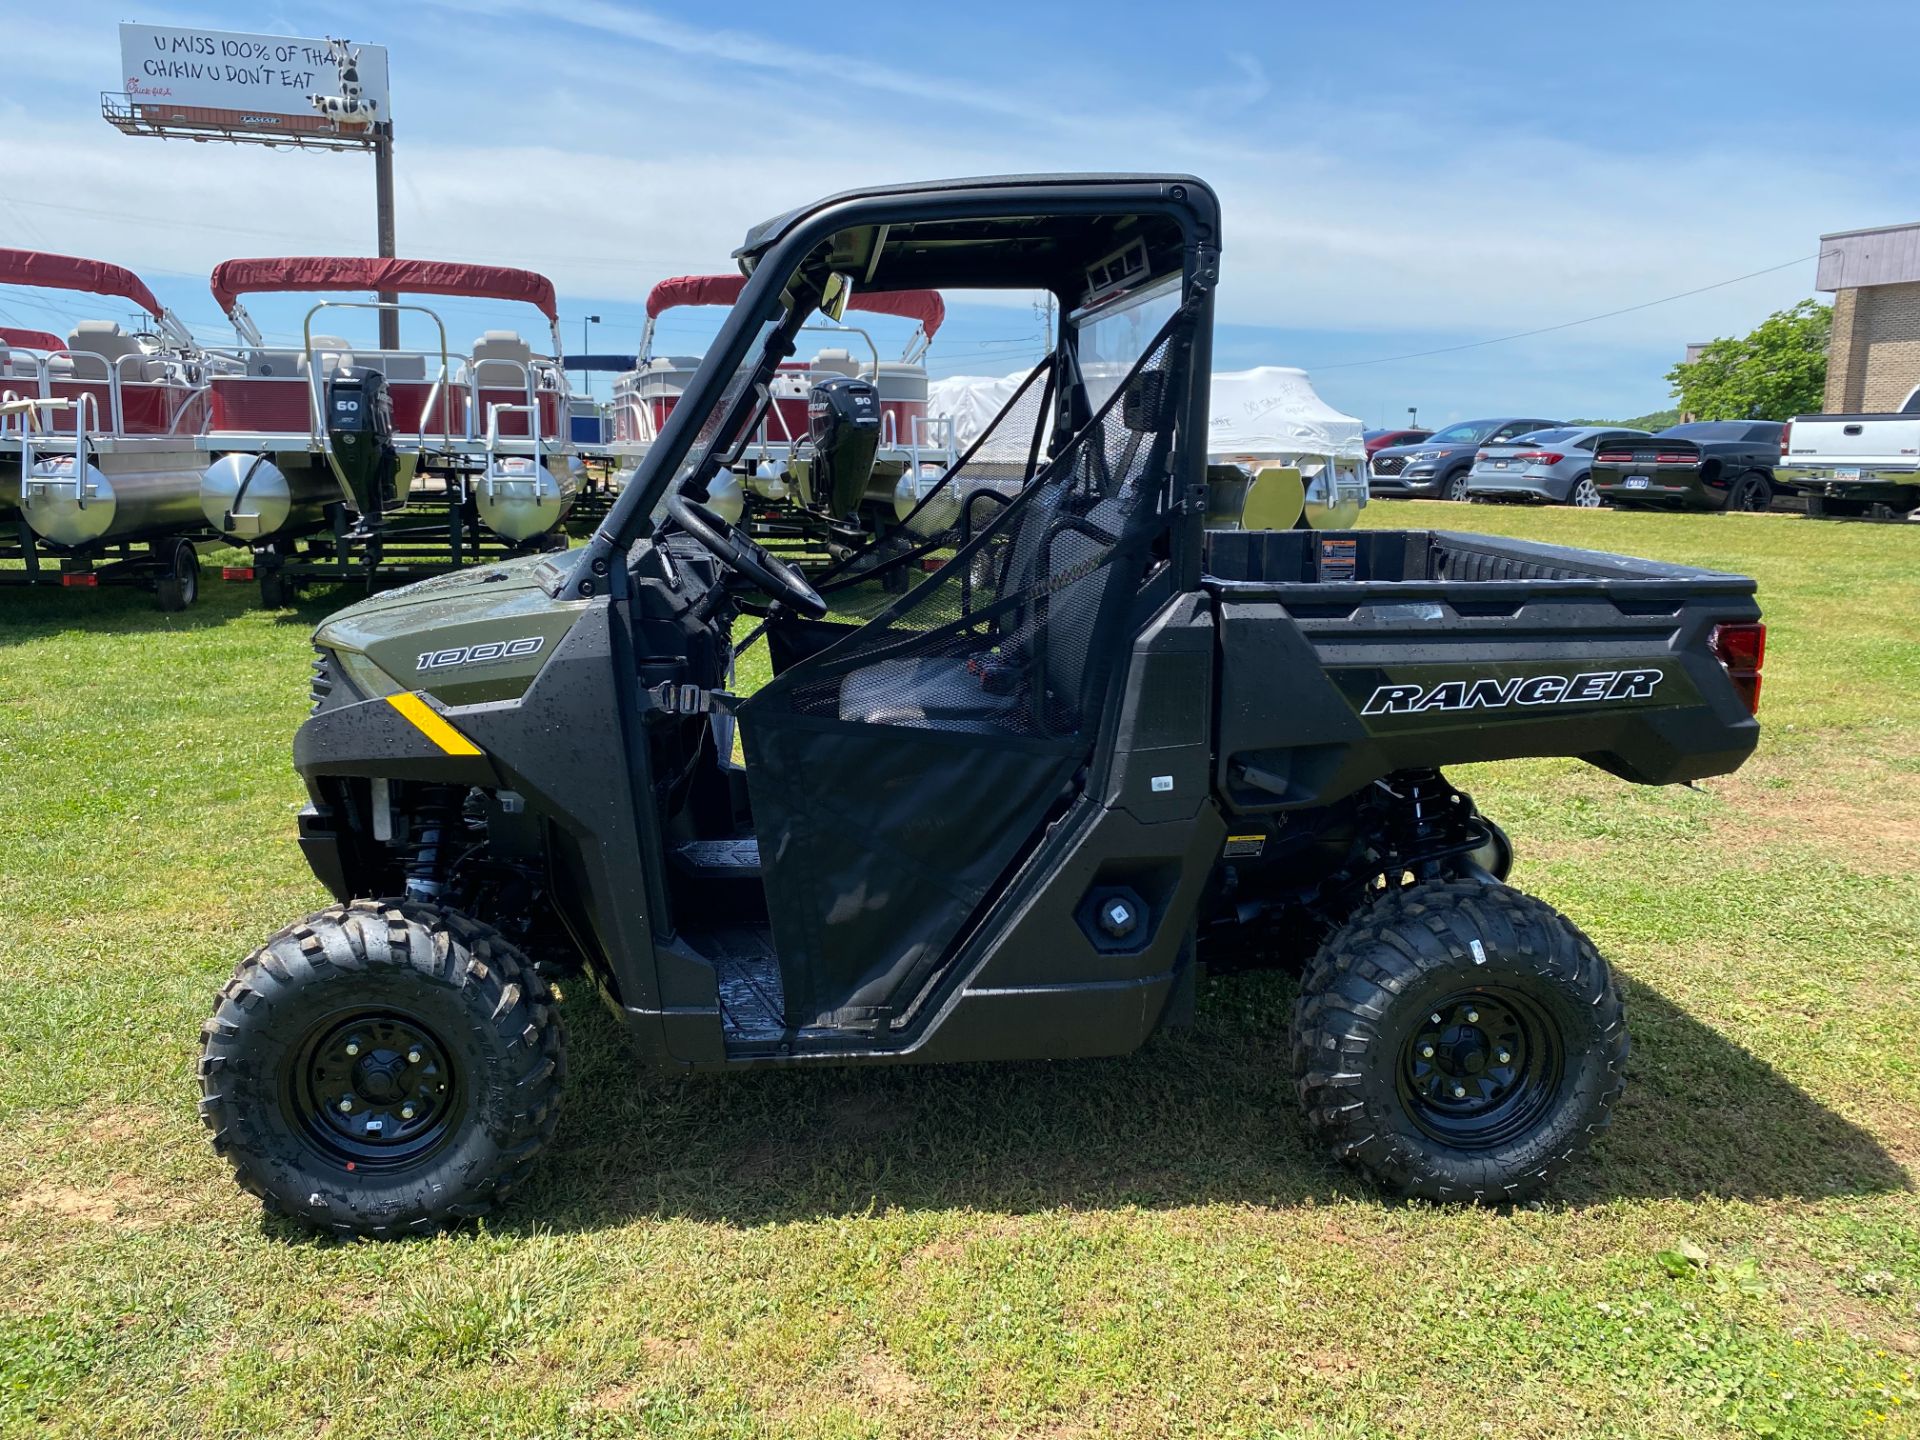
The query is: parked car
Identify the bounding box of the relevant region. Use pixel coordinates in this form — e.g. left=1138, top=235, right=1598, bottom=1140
left=1369, top=417, right=1561, bottom=500
left=1777, top=384, right=1920, bottom=518
left=1364, top=426, right=1432, bottom=456
left=1592, top=421, right=1787, bottom=512
left=1466, top=426, right=1651, bottom=507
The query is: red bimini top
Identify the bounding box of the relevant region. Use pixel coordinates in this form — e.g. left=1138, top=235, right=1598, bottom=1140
left=211, top=257, right=560, bottom=324
left=0, top=249, right=165, bottom=319
left=645, top=274, right=945, bottom=338
left=0, top=326, right=67, bottom=351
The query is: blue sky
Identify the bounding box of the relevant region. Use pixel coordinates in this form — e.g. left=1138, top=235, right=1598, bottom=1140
left=5, top=0, right=1919, bottom=424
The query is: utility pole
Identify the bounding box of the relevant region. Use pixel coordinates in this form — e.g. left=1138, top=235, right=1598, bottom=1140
left=1408, top=405, right=1419, bottom=429
left=374, top=121, right=398, bottom=351
left=581, top=315, right=600, bottom=399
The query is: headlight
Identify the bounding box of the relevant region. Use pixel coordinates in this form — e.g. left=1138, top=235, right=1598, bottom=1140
left=335, top=647, right=402, bottom=699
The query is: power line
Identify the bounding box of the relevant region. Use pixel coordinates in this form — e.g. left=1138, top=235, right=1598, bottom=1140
left=1309, top=254, right=1820, bottom=371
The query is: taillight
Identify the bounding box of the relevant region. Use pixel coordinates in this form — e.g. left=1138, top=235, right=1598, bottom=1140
left=1710, top=622, right=1766, bottom=715
left=1594, top=450, right=1631, bottom=463
left=1654, top=452, right=1695, bottom=464
left=1512, top=451, right=1565, bottom=465
left=1779, top=421, right=1791, bottom=458
left=1474, top=449, right=1489, bottom=461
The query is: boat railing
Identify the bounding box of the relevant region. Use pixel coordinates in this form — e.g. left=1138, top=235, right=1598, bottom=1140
left=3, top=348, right=206, bottom=439
left=302, top=301, right=458, bottom=453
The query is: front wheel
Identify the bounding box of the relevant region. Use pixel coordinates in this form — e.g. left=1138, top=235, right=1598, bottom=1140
left=1291, top=880, right=1626, bottom=1204
left=1568, top=473, right=1603, bottom=508
left=199, top=900, right=566, bottom=1238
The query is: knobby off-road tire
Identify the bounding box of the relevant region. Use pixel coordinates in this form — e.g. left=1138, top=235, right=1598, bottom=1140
left=1291, top=880, right=1626, bottom=1204
left=199, top=900, right=565, bottom=1238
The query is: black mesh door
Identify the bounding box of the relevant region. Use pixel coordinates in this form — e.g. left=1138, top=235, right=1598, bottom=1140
left=739, top=318, right=1191, bottom=1031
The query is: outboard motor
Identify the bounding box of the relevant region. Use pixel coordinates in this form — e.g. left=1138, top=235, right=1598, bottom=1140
left=806, top=374, right=880, bottom=518
left=324, top=368, right=398, bottom=521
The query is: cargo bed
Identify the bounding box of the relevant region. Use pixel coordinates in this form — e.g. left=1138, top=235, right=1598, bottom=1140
left=1201, top=529, right=1763, bottom=809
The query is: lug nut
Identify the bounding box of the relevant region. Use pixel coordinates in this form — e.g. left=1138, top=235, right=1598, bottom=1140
left=1430, top=1012, right=1443, bottom=1025
left=401, top=1104, right=416, bottom=1120
left=1453, top=1085, right=1467, bottom=1098
left=1498, top=1050, right=1512, bottom=1064
left=1466, top=1009, right=1480, bottom=1024
left=1420, top=1045, right=1435, bottom=1059
left=337, top=1098, right=353, bottom=1113
left=345, top=1042, right=360, bottom=1057
left=406, top=1049, right=422, bottom=1065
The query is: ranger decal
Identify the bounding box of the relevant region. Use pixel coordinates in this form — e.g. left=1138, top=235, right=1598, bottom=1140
left=1362, top=668, right=1663, bottom=716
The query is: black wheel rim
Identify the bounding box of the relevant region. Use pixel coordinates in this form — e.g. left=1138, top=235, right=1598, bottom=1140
left=283, top=1009, right=461, bottom=1171
left=1396, top=988, right=1563, bottom=1149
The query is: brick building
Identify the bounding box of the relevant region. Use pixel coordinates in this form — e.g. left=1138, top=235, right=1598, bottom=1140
left=1817, top=222, right=1920, bottom=412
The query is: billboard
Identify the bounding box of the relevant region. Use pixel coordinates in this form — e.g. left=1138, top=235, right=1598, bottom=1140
left=117, top=24, right=390, bottom=123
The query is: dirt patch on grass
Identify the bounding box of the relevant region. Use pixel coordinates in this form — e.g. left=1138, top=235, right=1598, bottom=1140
left=1714, top=758, right=1920, bottom=873
left=5, top=1176, right=188, bottom=1230
left=853, top=1349, right=925, bottom=1409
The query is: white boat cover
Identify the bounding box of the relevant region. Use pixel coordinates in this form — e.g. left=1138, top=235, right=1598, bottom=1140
left=1206, top=366, right=1366, bottom=461
left=929, top=365, right=1364, bottom=461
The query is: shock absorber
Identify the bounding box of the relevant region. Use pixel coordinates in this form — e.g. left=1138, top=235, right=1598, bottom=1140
left=401, top=785, right=465, bottom=902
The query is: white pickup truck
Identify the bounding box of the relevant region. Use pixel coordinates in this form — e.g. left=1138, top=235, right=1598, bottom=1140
left=1779, top=384, right=1920, bottom=517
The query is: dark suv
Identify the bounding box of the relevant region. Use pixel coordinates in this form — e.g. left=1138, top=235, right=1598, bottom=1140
left=1370, top=417, right=1560, bottom=500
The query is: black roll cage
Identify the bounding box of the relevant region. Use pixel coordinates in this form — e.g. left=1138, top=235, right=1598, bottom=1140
left=555, top=175, right=1222, bottom=604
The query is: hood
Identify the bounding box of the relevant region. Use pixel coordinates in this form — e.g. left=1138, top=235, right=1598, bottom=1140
left=314, top=552, right=590, bottom=707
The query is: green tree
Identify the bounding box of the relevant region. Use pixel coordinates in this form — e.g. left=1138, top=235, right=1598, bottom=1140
left=1666, top=300, right=1830, bottom=420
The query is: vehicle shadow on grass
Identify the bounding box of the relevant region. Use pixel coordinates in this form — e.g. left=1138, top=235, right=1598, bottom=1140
left=487, top=970, right=1910, bottom=1236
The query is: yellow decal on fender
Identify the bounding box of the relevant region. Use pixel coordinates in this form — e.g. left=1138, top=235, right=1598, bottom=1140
left=386, top=692, right=483, bottom=756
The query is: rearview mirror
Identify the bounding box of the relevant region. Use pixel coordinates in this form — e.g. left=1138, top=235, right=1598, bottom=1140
left=820, top=272, right=854, bottom=323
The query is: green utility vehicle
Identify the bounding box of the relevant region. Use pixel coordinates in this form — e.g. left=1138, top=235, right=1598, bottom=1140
left=201, top=177, right=1768, bottom=1236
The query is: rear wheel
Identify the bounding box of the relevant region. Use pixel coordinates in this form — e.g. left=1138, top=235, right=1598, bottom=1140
left=1291, top=880, right=1626, bottom=1204
left=1443, top=469, right=1472, bottom=502
left=154, top=539, right=200, bottom=611
left=1724, top=472, right=1773, bottom=513
left=199, top=900, right=565, bottom=1238
left=1568, top=473, right=1602, bottom=508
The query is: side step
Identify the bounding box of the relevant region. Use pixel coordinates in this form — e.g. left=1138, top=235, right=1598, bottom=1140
left=671, top=837, right=761, bottom=880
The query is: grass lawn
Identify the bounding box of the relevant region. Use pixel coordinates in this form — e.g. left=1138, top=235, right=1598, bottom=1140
left=1, top=501, right=1917, bottom=1438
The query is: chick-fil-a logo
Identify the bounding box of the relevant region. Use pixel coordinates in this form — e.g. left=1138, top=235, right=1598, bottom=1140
left=126, top=77, right=175, bottom=97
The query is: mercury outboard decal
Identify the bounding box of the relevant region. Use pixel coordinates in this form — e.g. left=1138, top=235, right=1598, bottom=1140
left=1361, top=668, right=1663, bottom=716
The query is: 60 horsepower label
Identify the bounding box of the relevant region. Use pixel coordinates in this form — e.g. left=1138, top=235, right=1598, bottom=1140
left=1358, top=667, right=1664, bottom=717
left=416, top=636, right=546, bottom=671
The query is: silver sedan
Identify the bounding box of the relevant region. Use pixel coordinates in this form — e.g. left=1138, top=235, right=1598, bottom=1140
left=1466, top=426, right=1650, bottom=507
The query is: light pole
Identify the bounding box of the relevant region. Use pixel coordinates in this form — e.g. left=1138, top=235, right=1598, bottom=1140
left=580, top=315, right=600, bottom=399
left=1407, top=406, right=1419, bottom=429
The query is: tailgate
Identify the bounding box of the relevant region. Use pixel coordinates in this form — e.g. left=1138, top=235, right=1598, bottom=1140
left=1206, top=530, right=1762, bottom=810
left=1783, top=415, right=1920, bottom=469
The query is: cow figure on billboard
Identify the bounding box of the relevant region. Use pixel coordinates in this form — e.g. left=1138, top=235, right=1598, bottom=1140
left=309, top=38, right=378, bottom=128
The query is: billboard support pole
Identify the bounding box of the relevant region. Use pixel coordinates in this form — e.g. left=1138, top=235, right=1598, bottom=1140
left=374, top=121, right=398, bottom=351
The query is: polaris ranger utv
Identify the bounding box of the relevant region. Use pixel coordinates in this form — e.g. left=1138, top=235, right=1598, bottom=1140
left=201, top=176, right=1767, bottom=1236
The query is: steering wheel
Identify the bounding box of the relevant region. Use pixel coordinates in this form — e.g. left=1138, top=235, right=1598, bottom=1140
left=666, top=491, right=829, bottom=620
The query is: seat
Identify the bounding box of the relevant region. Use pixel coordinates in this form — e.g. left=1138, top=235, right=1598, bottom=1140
left=835, top=656, right=1022, bottom=733
left=470, top=330, right=533, bottom=389
left=66, top=321, right=161, bottom=382
left=298, top=336, right=356, bottom=379
left=245, top=348, right=303, bottom=378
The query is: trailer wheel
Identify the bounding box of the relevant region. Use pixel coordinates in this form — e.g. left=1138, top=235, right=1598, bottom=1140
left=1291, top=880, right=1626, bottom=1205
left=1724, top=472, right=1772, bottom=513
left=258, top=567, right=291, bottom=608
left=154, top=539, right=200, bottom=612
left=199, top=900, right=566, bottom=1239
